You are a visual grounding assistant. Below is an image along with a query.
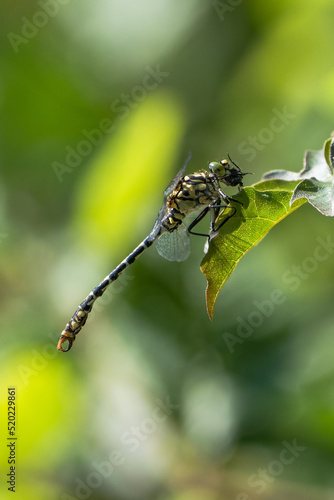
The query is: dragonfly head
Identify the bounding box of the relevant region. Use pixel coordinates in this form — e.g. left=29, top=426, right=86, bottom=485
left=209, top=155, right=252, bottom=189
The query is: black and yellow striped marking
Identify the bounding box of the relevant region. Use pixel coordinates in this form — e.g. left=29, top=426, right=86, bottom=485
left=57, top=236, right=154, bottom=351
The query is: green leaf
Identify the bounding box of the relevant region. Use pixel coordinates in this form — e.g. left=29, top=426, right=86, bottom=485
left=72, top=92, right=185, bottom=258
left=200, top=180, right=306, bottom=319
left=263, top=137, right=334, bottom=216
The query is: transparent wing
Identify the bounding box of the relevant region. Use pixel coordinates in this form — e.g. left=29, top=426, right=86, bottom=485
left=163, top=151, right=192, bottom=196
left=155, top=226, right=191, bottom=262
left=148, top=152, right=192, bottom=243
left=149, top=198, right=168, bottom=242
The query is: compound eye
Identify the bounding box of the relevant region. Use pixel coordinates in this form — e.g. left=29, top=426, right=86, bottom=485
left=209, top=161, right=220, bottom=172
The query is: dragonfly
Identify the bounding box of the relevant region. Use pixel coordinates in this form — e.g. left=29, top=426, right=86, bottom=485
left=57, top=154, right=250, bottom=352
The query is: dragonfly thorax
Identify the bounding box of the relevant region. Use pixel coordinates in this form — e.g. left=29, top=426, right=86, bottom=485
left=161, top=171, right=221, bottom=233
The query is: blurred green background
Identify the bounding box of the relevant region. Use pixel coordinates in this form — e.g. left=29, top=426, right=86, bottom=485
left=1, top=1, right=334, bottom=499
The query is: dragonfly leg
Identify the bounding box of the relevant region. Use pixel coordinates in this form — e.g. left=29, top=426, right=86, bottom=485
left=187, top=199, right=236, bottom=238
left=207, top=203, right=228, bottom=232
left=229, top=196, right=243, bottom=206
left=212, top=205, right=236, bottom=232
left=220, top=191, right=243, bottom=206
left=203, top=202, right=237, bottom=250
left=187, top=206, right=211, bottom=237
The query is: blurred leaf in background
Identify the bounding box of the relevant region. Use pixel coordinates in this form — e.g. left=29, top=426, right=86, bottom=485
left=72, top=91, right=185, bottom=257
